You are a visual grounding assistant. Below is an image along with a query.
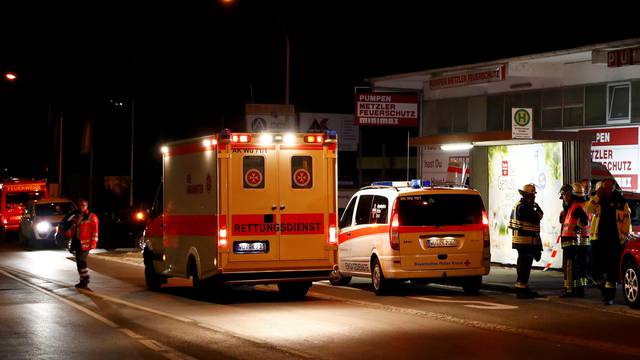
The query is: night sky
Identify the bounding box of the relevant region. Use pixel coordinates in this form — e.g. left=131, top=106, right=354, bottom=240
left=2, top=1, right=639, bottom=204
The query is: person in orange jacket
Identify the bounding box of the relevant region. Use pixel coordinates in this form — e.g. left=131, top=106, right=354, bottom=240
left=68, top=198, right=99, bottom=289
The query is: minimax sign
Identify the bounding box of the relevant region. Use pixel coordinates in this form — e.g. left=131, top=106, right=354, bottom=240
left=355, top=93, right=419, bottom=127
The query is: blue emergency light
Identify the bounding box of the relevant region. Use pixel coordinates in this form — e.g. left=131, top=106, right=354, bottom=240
left=371, top=179, right=431, bottom=188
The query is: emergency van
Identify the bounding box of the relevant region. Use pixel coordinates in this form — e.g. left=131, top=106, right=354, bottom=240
left=0, top=179, right=48, bottom=235
left=143, top=131, right=338, bottom=298
left=333, top=181, right=490, bottom=295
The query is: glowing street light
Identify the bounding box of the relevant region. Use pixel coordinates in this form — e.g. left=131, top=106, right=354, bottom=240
left=4, top=72, right=17, bottom=81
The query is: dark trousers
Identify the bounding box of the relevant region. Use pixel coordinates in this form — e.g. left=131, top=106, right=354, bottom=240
left=592, top=239, right=622, bottom=300
left=562, top=245, right=587, bottom=291
left=75, top=249, right=90, bottom=281
left=516, top=249, right=535, bottom=288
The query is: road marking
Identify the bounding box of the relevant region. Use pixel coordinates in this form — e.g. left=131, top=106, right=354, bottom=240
left=407, top=295, right=519, bottom=310
left=307, top=290, right=640, bottom=357
left=120, top=328, right=143, bottom=338
left=313, top=281, right=363, bottom=291
left=0, top=268, right=196, bottom=360
left=0, top=269, right=119, bottom=328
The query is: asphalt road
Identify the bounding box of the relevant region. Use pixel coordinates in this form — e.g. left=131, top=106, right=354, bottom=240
left=1, top=242, right=639, bottom=360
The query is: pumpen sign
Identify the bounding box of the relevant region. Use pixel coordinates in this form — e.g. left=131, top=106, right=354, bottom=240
left=582, top=127, right=640, bottom=192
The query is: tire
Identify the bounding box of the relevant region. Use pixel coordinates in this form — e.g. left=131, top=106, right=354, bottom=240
left=462, top=276, right=482, bottom=295
left=278, top=282, right=311, bottom=300
left=371, top=258, right=391, bottom=296
left=623, top=260, right=640, bottom=308
left=330, top=272, right=352, bottom=286
left=143, top=248, right=165, bottom=291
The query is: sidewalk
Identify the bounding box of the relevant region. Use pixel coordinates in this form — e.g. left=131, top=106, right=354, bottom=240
left=482, top=264, right=564, bottom=294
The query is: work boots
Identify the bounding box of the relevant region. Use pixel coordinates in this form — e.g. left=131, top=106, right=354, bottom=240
left=74, top=277, right=90, bottom=289
left=516, top=287, right=542, bottom=299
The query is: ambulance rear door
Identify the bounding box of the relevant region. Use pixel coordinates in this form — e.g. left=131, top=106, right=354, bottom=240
left=278, top=136, right=331, bottom=261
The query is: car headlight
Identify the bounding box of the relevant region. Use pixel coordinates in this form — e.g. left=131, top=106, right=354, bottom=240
left=36, top=221, right=51, bottom=233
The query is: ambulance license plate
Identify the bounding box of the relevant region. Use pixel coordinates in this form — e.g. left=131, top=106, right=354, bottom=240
left=428, top=238, right=458, bottom=248
left=233, top=241, right=269, bottom=254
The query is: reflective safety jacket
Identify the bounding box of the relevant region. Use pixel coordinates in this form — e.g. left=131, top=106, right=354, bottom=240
left=509, top=200, right=543, bottom=248
left=585, top=192, right=631, bottom=244
left=560, top=201, right=589, bottom=247
left=76, top=211, right=99, bottom=251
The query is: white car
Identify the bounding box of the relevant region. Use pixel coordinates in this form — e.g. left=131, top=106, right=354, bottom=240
left=19, top=198, right=77, bottom=249
left=333, top=181, right=491, bottom=295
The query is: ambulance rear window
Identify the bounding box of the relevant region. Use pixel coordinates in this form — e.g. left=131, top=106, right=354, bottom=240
left=398, top=194, right=484, bottom=226
left=243, top=156, right=265, bottom=189
left=291, top=156, right=313, bottom=189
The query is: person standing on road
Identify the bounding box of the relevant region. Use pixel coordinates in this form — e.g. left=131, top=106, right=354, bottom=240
left=509, top=184, right=544, bottom=299
left=559, top=183, right=589, bottom=297
left=580, top=178, right=596, bottom=286
left=585, top=179, right=631, bottom=305
left=68, top=198, right=99, bottom=289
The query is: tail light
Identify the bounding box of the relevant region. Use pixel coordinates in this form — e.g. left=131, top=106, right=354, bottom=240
left=482, top=211, right=490, bottom=248
left=231, top=134, right=251, bottom=143
left=218, top=226, right=228, bottom=248
left=304, top=135, right=323, bottom=143
left=389, top=201, right=400, bottom=250
left=134, top=211, right=146, bottom=222
left=328, top=225, right=337, bottom=245
left=327, top=213, right=338, bottom=246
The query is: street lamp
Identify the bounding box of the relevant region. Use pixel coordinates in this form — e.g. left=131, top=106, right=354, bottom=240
left=4, top=72, right=17, bottom=81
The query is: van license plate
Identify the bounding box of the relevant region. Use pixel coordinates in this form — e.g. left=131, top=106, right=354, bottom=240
left=428, top=238, right=458, bottom=248
left=234, top=241, right=269, bottom=254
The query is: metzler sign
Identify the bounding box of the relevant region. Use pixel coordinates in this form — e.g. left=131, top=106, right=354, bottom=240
left=355, top=93, right=419, bottom=127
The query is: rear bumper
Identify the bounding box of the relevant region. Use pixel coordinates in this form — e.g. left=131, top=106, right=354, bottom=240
left=214, top=269, right=338, bottom=285
left=381, top=257, right=489, bottom=279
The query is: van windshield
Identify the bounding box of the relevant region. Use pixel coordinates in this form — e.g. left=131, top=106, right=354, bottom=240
left=397, top=194, right=484, bottom=226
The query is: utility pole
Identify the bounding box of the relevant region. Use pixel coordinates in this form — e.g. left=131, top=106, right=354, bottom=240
left=130, top=98, right=135, bottom=207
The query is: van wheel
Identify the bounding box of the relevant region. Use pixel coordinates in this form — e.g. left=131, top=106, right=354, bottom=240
left=278, top=282, right=311, bottom=300
left=462, top=276, right=482, bottom=295
left=623, top=260, right=640, bottom=308
left=330, top=272, right=352, bottom=286
left=372, top=258, right=391, bottom=296
left=144, top=260, right=165, bottom=291
left=143, top=248, right=165, bottom=291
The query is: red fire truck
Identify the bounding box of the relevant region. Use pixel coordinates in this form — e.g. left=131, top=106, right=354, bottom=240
left=0, top=179, right=48, bottom=235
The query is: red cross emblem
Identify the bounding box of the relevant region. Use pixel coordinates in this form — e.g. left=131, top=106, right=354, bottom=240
left=464, top=259, right=471, bottom=267
left=293, top=169, right=311, bottom=187
left=245, top=169, right=263, bottom=187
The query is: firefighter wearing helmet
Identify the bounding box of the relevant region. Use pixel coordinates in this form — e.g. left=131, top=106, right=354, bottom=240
left=509, top=183, right=544, bottom=299
left=559, top=183, right=589, bottom=297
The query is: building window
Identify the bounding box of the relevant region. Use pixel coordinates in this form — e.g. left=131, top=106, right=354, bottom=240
left=487, top=95, right=504, bottom=131
left=542, top=89, right=562, bottom=129
left=585, top=85, right=606, bottom=126
left=562, top=86, right=584, bottom=127
left=607, top=82, right=631, bottom=124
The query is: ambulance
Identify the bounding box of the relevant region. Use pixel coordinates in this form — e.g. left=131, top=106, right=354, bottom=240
left=0, top=179, right=48, bottom=235
left=333, top=181, right=490, bottom=295
left=143, top=130, right=339, bottom=298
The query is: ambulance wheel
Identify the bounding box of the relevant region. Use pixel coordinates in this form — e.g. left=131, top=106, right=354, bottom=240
left=623, top=260, right=640, bottom=308
left=371, top=258, right=391, bottom=296
left=278, top=282, right=311, bottom=300
left=330, top=272, right=352, bottom=286
left=144, top=262, right=164, bottom=291
left=462, top=276, right=482, bottom=295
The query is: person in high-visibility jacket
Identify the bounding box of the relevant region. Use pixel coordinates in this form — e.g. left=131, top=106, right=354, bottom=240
left=585, top=178, right=631, bottom=305
left=509, top=184, right=544, bottom=299
left=559, top=183, right=589, bottom=297
left=69, top=198, right=99, bottom=289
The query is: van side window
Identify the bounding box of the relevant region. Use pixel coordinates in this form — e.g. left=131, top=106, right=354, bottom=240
left=291, top=156, right=313, bottom=189
left=340, top=197, right=357, bottom=228
left=243, top=156, right=265, bottom=189
left=370, top=196, right=388, bottom=224
left=354, top=195, right=374, bottom=225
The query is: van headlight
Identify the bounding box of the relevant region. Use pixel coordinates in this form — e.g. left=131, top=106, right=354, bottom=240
left=36, top=221, right=51, bottom=233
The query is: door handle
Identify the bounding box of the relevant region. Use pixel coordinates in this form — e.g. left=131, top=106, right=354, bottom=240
left=271, top=204, right=277, bottom=211
left=279, top=204, right=285, bottom=210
